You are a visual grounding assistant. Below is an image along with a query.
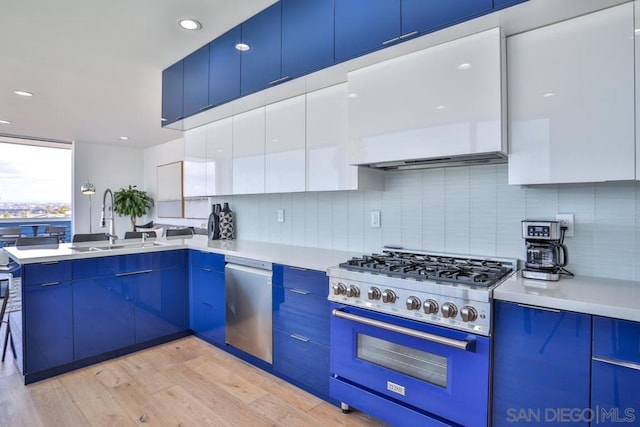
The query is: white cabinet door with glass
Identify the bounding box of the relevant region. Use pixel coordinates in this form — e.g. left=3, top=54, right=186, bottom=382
left=265, top=95, right=306, bottom=193
left=348, top=27, right=505, bottom=167
left=232, top=107, right=266, bottom=195
left=306, top=83, right=383, bottom=191
left=508, top=4, right=635, bottom=185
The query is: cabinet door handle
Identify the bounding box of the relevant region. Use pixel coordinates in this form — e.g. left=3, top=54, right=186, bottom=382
left=290, top=333, right=310, bottom=342
left=400, top=30, right=418, bottom=40
left=40, top=281, right=60, bottom=287
left=201, top=301, right=213, bottom=308
left=288, top=288, right=310, bottom=295
left=116, top=269, right=153, bottom=277
left=382, top=36, right=400, bottom=46
left=289, top=266, right=309, bottom=272
left=593, top=356, right=640, bottom=372
left=200, top=104, right=215, bottom=111
left=516, top=303, right=561, bottom=313
left=41, top=261, right=59, bottom=265
left=202, top=268, right=213, bottom=272
left=269, top=76, right=291, bottom=86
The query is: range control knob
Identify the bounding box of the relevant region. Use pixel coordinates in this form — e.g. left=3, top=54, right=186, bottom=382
left=441, top=302, right=458, bottom=319
left=332, top=283, right=346, bottom=296
left=367, top=287, right=381, bottom=300
left=406, top=296, right=422, bottom=311
left=381, top=289, right=396, bottom=304
left=423, top=299, right=439, bottom=315
left=460, top=306, right=478, bottom=322
left=346, top=285, right=361, bottom=298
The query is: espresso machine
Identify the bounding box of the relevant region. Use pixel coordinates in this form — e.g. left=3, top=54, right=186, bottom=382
left=521, top=220, right=569, bottom=281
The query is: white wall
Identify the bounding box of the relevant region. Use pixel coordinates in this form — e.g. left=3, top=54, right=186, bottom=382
left=73, top=141, right=144, bottom=237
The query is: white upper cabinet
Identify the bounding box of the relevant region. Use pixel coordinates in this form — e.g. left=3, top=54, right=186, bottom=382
left=183, top=125, right=207, bottom=197
left=306, top=83, right=384, bottom=191
left=265, top=95, right=306, bottom=193
left=205, top=117, right=233, bottom=195
left=636, top=0, right=640, bottom=181
left=348, top=28, right=505, bottom=167
left=232, top=107, right=266, bottom=194
left=508, top=4, right=635, bottom=185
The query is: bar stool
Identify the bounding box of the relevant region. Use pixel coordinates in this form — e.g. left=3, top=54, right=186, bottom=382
left=0, top=272, right=16, bottom=362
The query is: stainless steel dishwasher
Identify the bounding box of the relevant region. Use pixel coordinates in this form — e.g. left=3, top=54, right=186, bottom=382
left=225, top=255, right=273, bottom=364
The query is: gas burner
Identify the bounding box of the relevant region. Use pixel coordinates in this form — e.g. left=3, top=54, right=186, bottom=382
left=339, top=250, right=513, bottom=287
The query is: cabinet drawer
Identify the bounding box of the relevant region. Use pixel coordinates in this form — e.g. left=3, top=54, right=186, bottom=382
left=592, top=359, right=640, bottom=418
left=593, top=316, right=640, bottom=364
left=273, top=328, right=329, bottom=396
left=277, top=265, right=328, bottom=296
left=190, top=250, right=225, bottom=271
left=73, top=251, right=185, bottom=280
left=23, top=261, right=72, bottom=286
left=273, top=286, right=329, bottom=346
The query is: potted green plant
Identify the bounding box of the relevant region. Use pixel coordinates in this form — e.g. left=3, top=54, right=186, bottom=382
left=113, top=185, right=154, bottom=231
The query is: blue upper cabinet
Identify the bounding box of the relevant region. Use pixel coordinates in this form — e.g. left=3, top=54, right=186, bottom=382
left=281, top=0, right=334, bottom=79
left=402, top=0, right=493, bottom=36
left=335, top=0, right=401, bottom=63
left=161, top=60, right=184, bottom=126
left=240, top=2, right=282, bottom=97
left=183, top=45, right=211, bottom=118
left=494, top=0, right=528, bottom=11
left=209, top=25, right=242, bottom=107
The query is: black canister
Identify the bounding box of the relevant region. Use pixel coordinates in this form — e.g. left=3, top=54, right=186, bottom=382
left=207, top=204, right=221, bottom=240
left=219, top=202, right=235, bottom=240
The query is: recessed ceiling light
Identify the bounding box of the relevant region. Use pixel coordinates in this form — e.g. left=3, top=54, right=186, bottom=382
left=14, top=90, right=34, bottom=97
left=347, top=93, right=358, bottom=99
left=458, top=63, right=471, bottom=70
left=0, top=119, right=10, bottom=124
left=435, top=105, right=447, bottom=110
left=543, top=92, right=556, bottom=98
left=235, top=43, right=250, bottom=52
left=178, top=19, right=202, bottom=31
left=119, top=136, right=129, bottom=140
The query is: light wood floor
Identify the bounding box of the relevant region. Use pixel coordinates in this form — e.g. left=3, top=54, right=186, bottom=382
left=0, top=327, right=386, bottom=426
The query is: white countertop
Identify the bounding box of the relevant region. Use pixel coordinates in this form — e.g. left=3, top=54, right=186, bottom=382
left=2, top=235, right=361, bottom=272
left=494, top=271, right=640, bottom=322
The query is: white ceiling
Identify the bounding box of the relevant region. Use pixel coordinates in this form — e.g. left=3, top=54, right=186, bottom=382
left=0, top=0, right=275, bottom=148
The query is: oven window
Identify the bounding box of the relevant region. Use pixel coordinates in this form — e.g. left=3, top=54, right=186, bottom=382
left=356, top=333, right=448, bottom=388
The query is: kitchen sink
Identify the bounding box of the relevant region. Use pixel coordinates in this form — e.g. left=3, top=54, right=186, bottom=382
left=72, top=241, right=170, bottom=252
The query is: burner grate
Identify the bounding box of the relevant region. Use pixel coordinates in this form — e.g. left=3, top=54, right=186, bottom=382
left=339, top=251, right=513, bottom=287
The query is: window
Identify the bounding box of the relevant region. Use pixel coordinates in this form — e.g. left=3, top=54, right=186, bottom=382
left=0, top=137, right=72, bottom=219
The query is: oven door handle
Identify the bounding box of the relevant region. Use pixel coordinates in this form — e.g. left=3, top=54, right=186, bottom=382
left=332, top=309, right=474, bottom=351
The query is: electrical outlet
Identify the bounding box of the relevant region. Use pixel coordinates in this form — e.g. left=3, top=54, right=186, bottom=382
left=277, top=209, right=285, bottom=223
left=556, top=213, right=574, bottom=237
left=370, top=211, right=381, bottom=228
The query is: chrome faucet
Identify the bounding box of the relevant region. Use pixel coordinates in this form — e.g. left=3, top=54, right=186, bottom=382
left=100, top=188, right=117, bottom=244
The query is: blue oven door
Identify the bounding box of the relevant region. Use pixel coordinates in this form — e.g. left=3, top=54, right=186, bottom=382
left=330, top=303, right=489, bottom=427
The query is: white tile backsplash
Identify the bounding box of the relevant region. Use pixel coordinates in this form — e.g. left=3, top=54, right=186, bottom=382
left=207, top=164, right=640, bottom=281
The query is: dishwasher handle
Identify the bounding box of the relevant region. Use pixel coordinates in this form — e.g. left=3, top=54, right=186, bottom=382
left=225, top=262, right=273, bottom=280
left=225, top=255, right=272, bottom=271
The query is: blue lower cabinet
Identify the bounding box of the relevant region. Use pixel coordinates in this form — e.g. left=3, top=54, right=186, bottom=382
left=73, top=276, right=135, bottom=360
left=24, top=281, right=73, bottom=373
left=273, top=328, right=329, bottom=397
left=190, top=255, right=225, bottom=346
left=135, top=267, right=188, bottom=343
left=591, top=360, right=640, bottom=426
left=492, top=302, right=591, bottom=427
left=272, top=286, right=329, bottom=346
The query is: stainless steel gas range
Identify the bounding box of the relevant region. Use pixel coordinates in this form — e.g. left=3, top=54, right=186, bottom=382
left=327, top=249, right=517, bottom=427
